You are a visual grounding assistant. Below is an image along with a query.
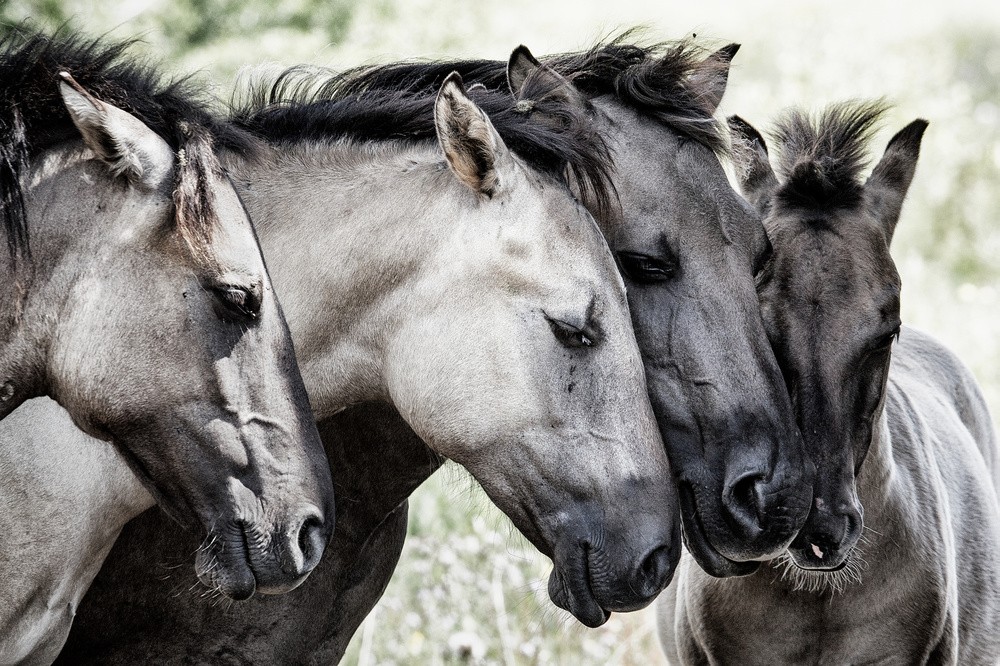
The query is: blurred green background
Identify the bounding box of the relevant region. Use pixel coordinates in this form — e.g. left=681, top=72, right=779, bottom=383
left=3, top=0, right=997, bottom=663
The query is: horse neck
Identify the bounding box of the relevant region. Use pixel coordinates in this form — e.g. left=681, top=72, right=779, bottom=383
left=225, top=141, right=457, bottom=419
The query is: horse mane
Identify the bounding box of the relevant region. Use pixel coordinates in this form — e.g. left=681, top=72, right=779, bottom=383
left=770, top=100, right=889, bottom=209
left=0, top=26, right=256, bottom=281
left=316, top=29, right=729, bottom=155
left=231, top=64, right=618, bottom=221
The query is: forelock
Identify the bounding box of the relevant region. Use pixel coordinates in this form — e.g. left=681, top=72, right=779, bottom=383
left=770, top=100, right=889, bottom=210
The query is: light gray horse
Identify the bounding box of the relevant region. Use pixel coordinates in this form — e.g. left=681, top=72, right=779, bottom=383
left=657, top=103, right=1000, bottom=664
left=10, top=50, right=680, bottom=663
left=0, top=20, right=337, bottom=633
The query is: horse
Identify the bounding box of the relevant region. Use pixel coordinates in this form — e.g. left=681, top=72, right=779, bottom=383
left=60, top=35, right=813, bottom=663
left=0, top=34, right=680, bottom=662
left=657, top=102, right=1000, bottom=664
left=0, top=29, right=336, bottom=663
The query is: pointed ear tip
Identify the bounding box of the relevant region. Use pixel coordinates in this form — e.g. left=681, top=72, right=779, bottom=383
left=727, top=115, right=757, bottom=136
left=890, top=118, right=929, bottom=148
left=439, top=72, right=466, bottom=95
left=510, top=44, right=537, bottom=60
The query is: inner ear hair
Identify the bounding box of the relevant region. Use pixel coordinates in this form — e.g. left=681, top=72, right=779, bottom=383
left=728, top=115, right=778, bottom=208
left=865, top=119, right=928, bottom=239
left=60, top=78, right=144, bottom=180
left=434, top=72, right=510, bottom=197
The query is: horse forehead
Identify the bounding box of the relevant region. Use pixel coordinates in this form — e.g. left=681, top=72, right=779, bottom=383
left=774, top=223, right=896, bottom=318
left=488, top=202, right=625, bottom=297
left=203, top=174, right=265, bottom=272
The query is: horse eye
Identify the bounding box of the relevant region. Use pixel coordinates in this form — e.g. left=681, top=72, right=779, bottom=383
left=617, top=252, right=676, bottom=283
left=548, top=318, right=595, bottom=349
left=870, top=326, right=901, bottom=353
left=212, top=285, right=261, bottom=321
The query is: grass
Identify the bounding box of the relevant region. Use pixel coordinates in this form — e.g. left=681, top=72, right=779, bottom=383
left=342, top=468, right=669, bottom=665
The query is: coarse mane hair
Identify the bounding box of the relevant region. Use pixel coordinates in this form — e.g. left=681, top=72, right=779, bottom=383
left=313, top=29, right=729, bottom=155
left=769, top=100, right=889, bottom=210
left=231, top=64, right=618, bottom=221
left=0, top=26, right=255, bottom=284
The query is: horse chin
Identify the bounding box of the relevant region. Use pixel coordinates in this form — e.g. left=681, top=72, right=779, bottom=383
left=546, top=560, right=609, bottom=628
left=679, top=483, right=760, bottom=578
left=786, top=544, right=850, bottom=572
left=194, top=525, right=258, bottom=601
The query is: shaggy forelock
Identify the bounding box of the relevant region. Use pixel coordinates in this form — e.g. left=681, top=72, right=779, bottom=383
left=770, top=100, right=889, bottom=209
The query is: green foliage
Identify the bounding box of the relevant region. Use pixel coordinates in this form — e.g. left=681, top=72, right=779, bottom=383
left=343, top=469, right=664, bottom=666
left=915, top=27, right=1000, bottom=282
left=0, top=0, right=355, bottom=83
left=153, top=0, right=353, bottom=53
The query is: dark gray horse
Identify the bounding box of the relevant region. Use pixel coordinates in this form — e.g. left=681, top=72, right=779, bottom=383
left=42, top=56, right=682, bottom=662
left=0, top=28, right=334, bottom=651
left=657, top=103, right=1000, bottom=664
left=60, top=36, right=811, bottom=663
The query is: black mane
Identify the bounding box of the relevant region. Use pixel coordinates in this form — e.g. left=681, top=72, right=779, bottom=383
left=770, top=100, right=888, bottom=209
left=0, top=27, right=254, bottom=285
left=232, top=65, right=618, bottom=217
left=316, top=30, right=728, bottom=154
left=232, top=65, right=617, bottom=220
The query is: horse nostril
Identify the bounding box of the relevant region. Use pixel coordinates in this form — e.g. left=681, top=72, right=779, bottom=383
left=633, top=545, right=674, bottom=599
left=724, top=472, right=765, bottom=536
left=295, top=513, right=326, bottom=572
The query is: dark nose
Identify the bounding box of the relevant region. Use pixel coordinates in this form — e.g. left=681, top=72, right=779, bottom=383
left=281, top=505, right=329, bottom=578
left=794, top=502, right=863, bottom=568
left=630, top=545, right=674, bottom=601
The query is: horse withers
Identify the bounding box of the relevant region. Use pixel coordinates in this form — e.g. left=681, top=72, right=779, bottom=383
left=658, top=103, right=1000, bottom=664
left=0, top=30, right=334, bottom=663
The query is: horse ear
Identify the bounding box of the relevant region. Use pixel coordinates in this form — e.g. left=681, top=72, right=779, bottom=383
left=865, top=119, right=928, bottom=241
left=506, top=45, right=589, bottom=112
left=507, top=45, right=541, bottom=94
left=688, top=43, right=740, bottom=115
left=728, top=115, right=777, bottom=211
left=59, top=72, right=174, bottom=190
left=434, top=72, right=513, bottom=197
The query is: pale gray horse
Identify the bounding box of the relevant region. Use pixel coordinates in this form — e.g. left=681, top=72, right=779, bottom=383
left=63, top=38, right=813, bottom=663
left=657, top=103, right=1000, bottom=664
left=21, top=63, right=677, bottom=662
left=0, top=29, right=335, bottom=660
